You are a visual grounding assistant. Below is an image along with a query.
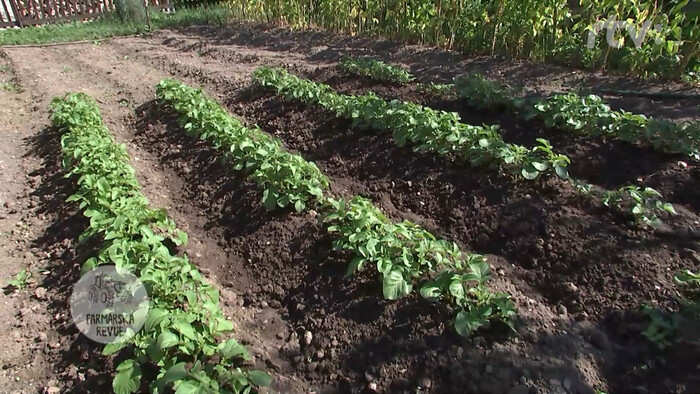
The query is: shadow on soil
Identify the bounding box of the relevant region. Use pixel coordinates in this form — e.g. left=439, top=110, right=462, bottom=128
left=24, top=125, right=115, bottom=392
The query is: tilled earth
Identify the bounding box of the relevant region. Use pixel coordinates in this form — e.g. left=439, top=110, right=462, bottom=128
left=0, top=23, right=698, bottom=394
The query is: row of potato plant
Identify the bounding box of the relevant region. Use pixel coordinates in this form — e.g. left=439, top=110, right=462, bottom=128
left=156, top=79, right=516, bottom=337
left=253, top=66, right=571, bottom=182
left=339, top=60, right=677, bottom=227
left=339, top=56, right=415, bottom=85
left=341, top=58, right=699, bottom=160
left=324, top=196, right=515, bottom=336
left=51, top=93, right=270, bottom=394
left=157, top=79, right=330, bottom=212
left=529, top=92, right=700, bottom=160
left=453, top=74, right=682, bottom=227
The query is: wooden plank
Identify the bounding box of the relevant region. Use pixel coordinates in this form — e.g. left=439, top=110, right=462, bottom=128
left=44, top=0, right=56, bottom=18
left=30, top=0, right=42, bottom=20
left=83, top=0, right=92, bottom=15
left=35, top=0, right=45, bottom=20
left=1, top=0, right=13, bottom=23
left=8, top=0, right=23, bottom=26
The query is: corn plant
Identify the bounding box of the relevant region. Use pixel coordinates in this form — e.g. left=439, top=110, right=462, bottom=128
left=157, top=79, right=330, bottom=212
left=253, top=66, right=570, bottom=181
left=51, top=93, right=269, bottom=394
left=227, top=0, right=698, bottom=79
left=339, top=56, right=415, bottom=84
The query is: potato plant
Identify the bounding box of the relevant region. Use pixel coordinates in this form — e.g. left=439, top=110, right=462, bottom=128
left=156, top=79, right=516, bottom=337
left=51, top=93, right=270, bottom=394
left=432, top=72, right=699, bottom=161
left=156, top=79, right=330, bottom=212
left=5, top=269, right=31, bottom=290
left=571, top=179, right=675, bottom=227
left=253, top=66, right=570, bottom=181
left=531, top=92, right=700, bottom=160
left=339, top=56, right=415, bottom=84
left=338, top=58, right=459, bottom=99
left=602, top=186, right=677, bottom=227
left=323, top=196, right=515, bottom=337
left=336, top=59, right=699, bottom=161
left=452, top=73, right=520, bottom=111
left=643, top=270, right=700, bottom=349
left=440, top=73, right=679, bottom=227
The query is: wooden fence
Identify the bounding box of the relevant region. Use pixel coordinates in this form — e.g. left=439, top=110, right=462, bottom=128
left=0, top=0, right=173, bottom=28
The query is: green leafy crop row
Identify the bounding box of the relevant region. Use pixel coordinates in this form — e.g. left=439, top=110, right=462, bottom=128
left=421, top=70, right=700, bottom=160
left=253, top=66, right=571, bottom=181
left=324, top=196, right=515, bottom=336
left=339, top=56, right=415, bottom=84
left=157, top=79, right=330, bottom=213
left=336, top=60, right=677, bottom=227
left=340, top=57, right=699, bottom=160
left=156, top=79, right=516, bottom=337
left=51, top=93, right=270, bottom=394
left=530, top=93, right=700, bottom=160
left=448, top=74, right=681, bottom=226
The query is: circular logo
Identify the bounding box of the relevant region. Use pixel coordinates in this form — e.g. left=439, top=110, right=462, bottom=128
left=70, top=265, right=149, bottom=344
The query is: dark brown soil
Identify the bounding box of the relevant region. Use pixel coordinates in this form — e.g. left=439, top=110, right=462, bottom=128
left=223, top=69, right=699, bottom=393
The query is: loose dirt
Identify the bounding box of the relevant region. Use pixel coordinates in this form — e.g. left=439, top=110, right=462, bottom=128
left=0, top=23, right=697, bottom=394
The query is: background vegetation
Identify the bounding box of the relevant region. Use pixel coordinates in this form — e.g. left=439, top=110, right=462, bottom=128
left=227, top=0, right=699, bottom=80
left=1, top=0, right=697, bottom=78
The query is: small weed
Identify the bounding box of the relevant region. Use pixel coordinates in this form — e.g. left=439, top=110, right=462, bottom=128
left=0, top=82, right=20, bottom=93
left=118, top=98, right=132, bottom=108
left=5, top=269, right=31, bottom=290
